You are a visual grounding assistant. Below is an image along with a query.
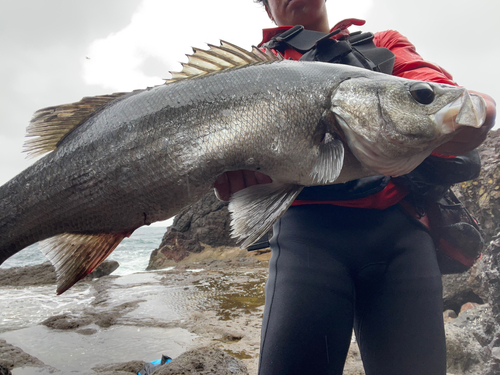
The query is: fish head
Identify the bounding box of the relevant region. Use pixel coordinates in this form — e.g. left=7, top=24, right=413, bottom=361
left=330, top=76, right=486, bottom=176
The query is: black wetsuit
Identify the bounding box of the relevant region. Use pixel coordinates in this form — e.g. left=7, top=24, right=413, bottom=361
left=258, top=204, right=446, bottom=375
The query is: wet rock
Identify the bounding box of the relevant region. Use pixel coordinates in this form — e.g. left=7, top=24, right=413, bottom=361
left=0, top=339, right=46, bottom=370
left=0, top=259, right=119, bottom=287
left=447, top=302, right=500, bottom=374
left=453, top=129, right=500, bottom=242
left=442, top=272, right=483, bottom=314
left=147, top=231, right=201, bottom=269
left=492, top=346, right=500, bottom=361
left=86, top=260, right=120, bottom=279
left=87, top=300, right=143, bottom=328
left=459, top=233, right=500, bottom=374
left=76, top=328, right=98, bottom=335
left=469, top=234, right=500, bottom=322
left=0, top=262, right=56, bottom=286
left=445, top=323, right=488, bottom=375
left=92, top=360, right=146, bottom=374
left=444, top=309, right=458, bottom=320
left=154, top=346, right=248, bottom=375
left=460, top=302, right=480, bottom=314
left=93, top=312, right=118, bottom=328
left=41, top=313, right=93, bottom=330
left=170, top=192, right=237, bottom=248
left=147, top=192, right=237, bottom=270
left=41, top=300, right=142, bottom=331
left=222, top=331, right=243, bottom=342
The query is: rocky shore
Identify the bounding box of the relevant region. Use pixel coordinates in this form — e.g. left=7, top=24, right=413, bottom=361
left=1, top=130, right=498, bottom=374
left=0, top=249, right=272, bottom=375
left=1, top=239, right=500, bottom=375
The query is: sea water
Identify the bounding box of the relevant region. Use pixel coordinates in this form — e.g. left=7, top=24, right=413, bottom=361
left=0, top=225, right=203, bottom=373
left=0, top=226, right=169, bottom=275
left=0, top=226, right=171, bottom=332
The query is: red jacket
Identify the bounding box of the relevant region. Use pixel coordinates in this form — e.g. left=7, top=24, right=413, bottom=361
left=260, top=19, right=458, bottom=210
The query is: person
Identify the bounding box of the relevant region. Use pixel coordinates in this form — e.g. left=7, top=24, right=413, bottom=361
left=214, top=1, right=497, bottom=374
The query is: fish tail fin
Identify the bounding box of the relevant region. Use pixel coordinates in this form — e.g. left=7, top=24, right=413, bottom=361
left=39, top=232, right=131, bottom=294
left=0, top=168, right=131, bottom=294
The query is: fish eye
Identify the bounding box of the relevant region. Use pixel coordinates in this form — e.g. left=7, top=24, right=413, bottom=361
left=409, top=82, right=435, bottom=105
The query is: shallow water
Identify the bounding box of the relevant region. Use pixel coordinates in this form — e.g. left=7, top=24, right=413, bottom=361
left=0, top=253, right=268, bottom=374
left=0, top=271, right=202, bottom=374
left=0, top=283, right=94, bottom=333
left=98, top=271, right=209, bottom=325
left=1, top=325, right=195, bottom=374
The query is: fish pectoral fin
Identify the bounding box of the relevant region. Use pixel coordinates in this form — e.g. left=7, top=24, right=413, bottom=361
left=39, top=232, right=130, bottom=294
left=310, top=138, right=344, bottom=184
left=228, top=182, right=303, bottom=249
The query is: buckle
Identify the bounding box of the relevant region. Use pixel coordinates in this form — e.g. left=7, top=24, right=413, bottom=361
left=276, top=25, right=304, bottom=42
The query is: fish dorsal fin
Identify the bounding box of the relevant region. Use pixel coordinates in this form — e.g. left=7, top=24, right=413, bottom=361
left=39, top=232, right=130, bottom=294
left=228, top=182, right=303, bottom=249
left=166, top=40, right=283, bottom=84
left=23, top=93, right=128, bottom=158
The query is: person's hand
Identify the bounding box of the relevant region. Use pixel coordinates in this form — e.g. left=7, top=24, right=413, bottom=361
left=213, top=170, right=272, bottom=202
left=433, top=91, right=496, bottom=155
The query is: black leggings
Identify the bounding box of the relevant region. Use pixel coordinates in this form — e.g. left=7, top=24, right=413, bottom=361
left=259, top=204, right=446, bottom=375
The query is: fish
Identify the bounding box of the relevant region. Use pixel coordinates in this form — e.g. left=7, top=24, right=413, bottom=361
left=0, top=41, right=486, bottom=294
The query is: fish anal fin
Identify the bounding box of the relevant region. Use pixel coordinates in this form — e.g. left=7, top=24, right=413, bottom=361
left=228, top=182, right=303, bottom=249
left=23, top=93, right=129, bottom=158
left=39, top=232, right=130, bottom=294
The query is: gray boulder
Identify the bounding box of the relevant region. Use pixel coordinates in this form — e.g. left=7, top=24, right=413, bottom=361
left=154, top=346, right=248, bottom=375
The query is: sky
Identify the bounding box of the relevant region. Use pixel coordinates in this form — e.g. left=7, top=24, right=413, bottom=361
left=1, top=0, right=498, bottom=225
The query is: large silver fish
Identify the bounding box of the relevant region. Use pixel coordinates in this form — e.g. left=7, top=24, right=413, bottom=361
left=0, top=41, right=486, bottom=293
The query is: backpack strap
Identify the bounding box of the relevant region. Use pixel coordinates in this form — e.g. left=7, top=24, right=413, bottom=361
left=262, top=26, right=395, bottom=74
left=347, top=31, right=396, bottom=75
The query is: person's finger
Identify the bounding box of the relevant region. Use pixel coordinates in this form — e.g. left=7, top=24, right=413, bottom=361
left=226, top=170, right=247, bottom=194
left=214, top=170, right=273, bottom=201
left=242, top=170, right=258, bottom=186
left=255, top=171, right=273, bottom=184
left=214, top=172, right=231, bottom=201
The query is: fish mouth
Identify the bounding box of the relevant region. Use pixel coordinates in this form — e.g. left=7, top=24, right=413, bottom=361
left=433, top=91, right=486, bottom=134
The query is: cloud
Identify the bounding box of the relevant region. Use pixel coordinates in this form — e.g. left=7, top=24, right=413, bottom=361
left=364, top=0, right=500, bottom=103
left=0, top=0, right=142, bottom=184
left=82, top=0, right=268, bottom=92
